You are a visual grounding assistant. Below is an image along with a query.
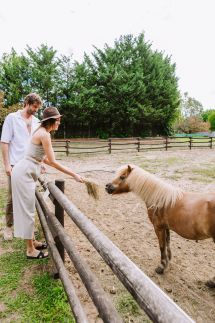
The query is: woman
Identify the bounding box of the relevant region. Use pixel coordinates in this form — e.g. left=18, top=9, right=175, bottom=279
left=11, top=107, right=84, bottom=259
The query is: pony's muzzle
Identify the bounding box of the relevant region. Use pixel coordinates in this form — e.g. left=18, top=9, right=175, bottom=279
left=105, top=183, right=115, bottom=194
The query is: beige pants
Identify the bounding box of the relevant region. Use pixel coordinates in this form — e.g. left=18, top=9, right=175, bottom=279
left=11, top=158, right=41, bottom=239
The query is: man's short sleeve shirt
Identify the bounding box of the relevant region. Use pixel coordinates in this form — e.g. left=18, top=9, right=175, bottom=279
left=1, top=110, right=40, bottom=165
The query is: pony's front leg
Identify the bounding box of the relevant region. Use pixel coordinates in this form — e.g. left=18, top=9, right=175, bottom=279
left=166, top=228, right=171, bottom=261
left=154, top=226, right=169, bottom=274
left=205, top=277, right=215, bottom=288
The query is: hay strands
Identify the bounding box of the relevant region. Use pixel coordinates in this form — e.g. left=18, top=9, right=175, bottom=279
left=83, top=179, right=100, bottom=200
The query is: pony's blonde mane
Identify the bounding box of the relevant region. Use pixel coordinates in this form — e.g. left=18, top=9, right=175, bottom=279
left=124, top=165, right=184, bottom=209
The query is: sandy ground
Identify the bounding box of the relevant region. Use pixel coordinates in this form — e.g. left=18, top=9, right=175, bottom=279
left=1, top=149, right=215, bottom=322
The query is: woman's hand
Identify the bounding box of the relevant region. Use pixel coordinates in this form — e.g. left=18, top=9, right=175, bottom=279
left=73, top=173, right=84, bottom=183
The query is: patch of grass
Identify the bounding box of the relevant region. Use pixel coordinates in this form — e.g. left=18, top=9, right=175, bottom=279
left=0, top=251, right=30, bottom=295
left=188, top=176, right=214, bottom=183
left=5, top=273, right=74, bottom=323
left=0, top=245, right=74, bottom=322
left=117, top=293, right=140, bottom=317
left=0, top=187, right=7, bottom=217
left=2, top=237, right=26, bottom=251
left=188, top=167, right=215, bottom=183
left=165, top=156, right=180, bottom=166
left=139, top=162, right=164, bottom=172
left=0, top=174, right=74, bottom=322
left=192, top=168, right=215, bottom=178
left=168, top=174, right=183, bottom=181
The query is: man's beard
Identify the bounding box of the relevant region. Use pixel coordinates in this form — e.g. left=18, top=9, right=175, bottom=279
left=27, top=108, right=35, bottom=116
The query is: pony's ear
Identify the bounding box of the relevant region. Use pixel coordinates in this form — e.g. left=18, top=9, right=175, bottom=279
left=127, top=165, right=134, bottom=174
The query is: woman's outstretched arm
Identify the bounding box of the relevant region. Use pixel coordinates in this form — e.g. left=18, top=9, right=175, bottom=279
left=41, top=133, right=84, bottom=183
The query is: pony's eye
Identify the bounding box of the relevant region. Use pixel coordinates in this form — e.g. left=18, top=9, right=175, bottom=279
left=120, top=175, right=126, bottom=180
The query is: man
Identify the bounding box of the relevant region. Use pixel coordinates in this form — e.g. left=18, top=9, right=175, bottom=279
left=1, top=93, right=42, bottom=240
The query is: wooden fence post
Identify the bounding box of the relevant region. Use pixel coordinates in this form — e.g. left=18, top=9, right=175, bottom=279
left=54, top=180, right=65, bottom=263
left=108, top=138, right=112, bottom=154
left=165, top=137, right=168, bottom=151
left=66, top=140, right=69, bottom=156
left=137, top=137, right=140, bottom=152
left=210, top=137, right=213, bottom=149
left=189, top=137, right=192, bottom=150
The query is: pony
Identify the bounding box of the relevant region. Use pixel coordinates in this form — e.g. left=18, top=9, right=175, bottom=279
left=105, top=164, right=215, bottom=287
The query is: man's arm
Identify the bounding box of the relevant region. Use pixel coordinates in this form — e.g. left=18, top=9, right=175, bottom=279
left=1, top=113, right=13, bottom=176
left=1, top=142, right=12, bottom=176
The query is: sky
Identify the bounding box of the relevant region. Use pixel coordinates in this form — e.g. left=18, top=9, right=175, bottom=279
left=1, top=0, right=215, bottom=109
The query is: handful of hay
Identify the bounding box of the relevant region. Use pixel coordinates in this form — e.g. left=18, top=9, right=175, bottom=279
left=84, top=179, right=100, bottom=200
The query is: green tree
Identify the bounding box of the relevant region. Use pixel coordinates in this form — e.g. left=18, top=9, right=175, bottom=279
left=181, top=92, right=203, bottom=118
left=65, top=33, right=180, bottom=137
left=208, top=112, right=215, bottom=131
left=174, top=115, right=210, bottom=133
left=201, top=109, right=215, bottom=122
left=26, top=44, right=59, bottom=106
left=55, top=55, right=79, bottom=137
left=0, top=34, right=181, bottom=137
left=0, top=49, right=30, bottom=106
left=0, top=91, right=21, bottom=127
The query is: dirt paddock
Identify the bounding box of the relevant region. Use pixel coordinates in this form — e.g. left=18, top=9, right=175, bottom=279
left=2, top=149, right=215, bottom=322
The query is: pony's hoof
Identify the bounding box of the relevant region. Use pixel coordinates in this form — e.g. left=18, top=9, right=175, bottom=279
left=205, top=278, right=215, bottom=288
left=155, top=266, right=164, bottom=274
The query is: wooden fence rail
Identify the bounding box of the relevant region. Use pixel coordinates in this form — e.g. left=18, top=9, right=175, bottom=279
left=36, top=178, right=194, bottom=323
left=36, top=186, right=122, bottom=323
left=52, top=136, right=215, bottom=155
left=35, top=197, right=88, bottom=323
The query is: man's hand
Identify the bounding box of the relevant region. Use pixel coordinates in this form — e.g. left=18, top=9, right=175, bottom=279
left=1, top=142, right=11, bottom=176
left=40, top=164, right=46, bottom=174
left=5, top=165, right=12, bottom=176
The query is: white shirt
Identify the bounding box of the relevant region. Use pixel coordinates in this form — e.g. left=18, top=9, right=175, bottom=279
left=1, top=110, right=40, bottom=165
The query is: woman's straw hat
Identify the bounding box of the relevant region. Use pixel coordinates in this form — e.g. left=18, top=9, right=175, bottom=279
left=41, top=107, right=62, bottom=122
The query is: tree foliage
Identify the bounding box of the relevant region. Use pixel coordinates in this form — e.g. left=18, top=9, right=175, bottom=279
left=181, top=92, right=203, bottom=118
left=208, top=112, right=215, bottom=131
left=174, top=115, right=210, bottom=134
left=201, top=109, right=215, bottom=122
left=25, top=44, right=59, bottom=106
left=173, top=92, right=210, bottom=134
left=61, top=34, right=180, bottom=136
left=0, top=34, right=181, bottom=137
left=0, top=91, right=20, bottom=125
left=0, top=49, right=30, bottom=106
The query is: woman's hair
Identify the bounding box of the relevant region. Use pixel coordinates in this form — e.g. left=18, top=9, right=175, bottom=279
left=41, top=118, right=57, bottom=130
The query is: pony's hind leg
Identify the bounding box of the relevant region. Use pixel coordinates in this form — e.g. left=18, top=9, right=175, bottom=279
left=166, top=228, right=171, bottom=261
left=205, top=237, right=215, bottom=287
left=154, top=226, right=169, bottom=274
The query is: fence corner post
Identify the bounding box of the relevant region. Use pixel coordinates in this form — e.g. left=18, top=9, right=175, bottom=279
left=53, top=179, right=65, bottom=278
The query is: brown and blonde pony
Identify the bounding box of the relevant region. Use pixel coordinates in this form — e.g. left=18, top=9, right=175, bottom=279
left=106, top=164, right=215, bottom=287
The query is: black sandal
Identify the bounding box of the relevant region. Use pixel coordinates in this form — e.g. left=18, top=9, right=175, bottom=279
left=27, top=251, right=49, bottom=259
left=35, top=242, right=48, bottom=250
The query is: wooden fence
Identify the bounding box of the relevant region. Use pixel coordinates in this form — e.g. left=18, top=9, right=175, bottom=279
left=35, top=178, right=195, bottom=323
left=52, top=136, right=215, bottom=155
